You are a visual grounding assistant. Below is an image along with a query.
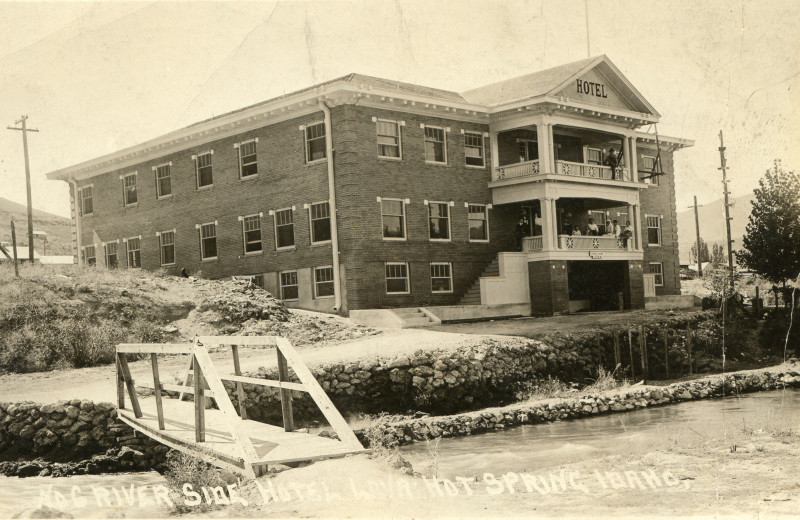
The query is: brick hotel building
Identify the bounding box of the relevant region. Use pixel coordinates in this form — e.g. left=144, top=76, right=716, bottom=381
left=47, top=55, right=692, bottom=322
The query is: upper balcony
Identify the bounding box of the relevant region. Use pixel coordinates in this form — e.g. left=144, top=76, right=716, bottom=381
left=495, top=159, right=632, bottom=183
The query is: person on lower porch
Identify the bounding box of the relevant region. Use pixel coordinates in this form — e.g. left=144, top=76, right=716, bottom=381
left=586, top=218, right=599, bottom=236
left=604, top=219, right=613, bottom=236
left=515, top=217, right=527, bottom=251
left=621, top=220, right=633, bottom=246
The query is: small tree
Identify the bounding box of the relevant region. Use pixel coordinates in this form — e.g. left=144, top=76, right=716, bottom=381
left=738, top=161, right=800, bottom=285
left=690, top=238, right=710, bottom=265
left=711, top=243, right=726, bottom=267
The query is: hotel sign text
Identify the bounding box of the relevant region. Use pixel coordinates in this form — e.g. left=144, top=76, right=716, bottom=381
left=576, top=80, right=608, bottom=98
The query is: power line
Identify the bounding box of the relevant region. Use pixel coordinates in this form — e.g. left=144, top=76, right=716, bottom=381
left=718, top=130, right=735, bottom=293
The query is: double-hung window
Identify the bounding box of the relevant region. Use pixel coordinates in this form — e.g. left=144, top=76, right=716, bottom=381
left=310, top=202, right=331, bottom=244
left=79, top=186, right=93, bottom=216
left=274, top=209, right=295, bottom=249
left=468, top=204, right=489, bottom=241
left=646, top=215, right=662, bottom=246
left=641, top=155, right=660, bottom=185
left=649, top=262, right=664, bottom=286
left=82, top=245, right=96, bottom=266
left=305, top=122, right=326, bottom=163
left=126, top=237, right=141, bottom=268
left=385, top=262, right=410, bottom=294
left=464, top=131, right=485, bottom=167
left=423, top=125, right=446, bottom=164
left=199, top=222, right=217, bottom=260
left=430, top=263, right=452, bottom=293
left=314, top=266, right=335, bottom=298
left=237, top=139, right=258, bottom=178
left=376, top=119, right=401, bottom=159
left=280, top=271, right=299, bottom=301
left=122, top=173, right=137, bottom=206
left=381, top=199, right=406, bottom=240
left=159, top=231, right=175, bottom=266
left=154, top=163, right=171, bottom=198
left=242, top=214, right=262, bottom=254
left=105, top=242, right=118, bottom=269
left=518, top=139, right=538, bottom=162
left=585, top=147, right=603, bottom=165
left=195, top=151, right=213, bottom=188
left=428, top=202, right=450, bottom=241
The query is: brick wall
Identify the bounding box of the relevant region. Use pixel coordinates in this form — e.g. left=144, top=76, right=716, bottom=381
left=637, top=144, right=681, bottom=296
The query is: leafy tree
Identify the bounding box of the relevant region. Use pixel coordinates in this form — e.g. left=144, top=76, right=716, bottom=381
left=690, top=238, right=710, bottom=264
left=711, top=243, right=726, bottom=266
left=738, top=161, right=800, bottom=285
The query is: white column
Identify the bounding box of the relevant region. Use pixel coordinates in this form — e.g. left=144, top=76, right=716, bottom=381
left=630, top=137, right=638, bottom=182
left=633, top=204, right=642, bottom=250
left=622, top=136, right=631, bottom=181
left=540, top=198, right=553, bottom=250
left=536, top=123, right=549, bottom=174
left=551, top=198, right=560, bottom=248
left=489, top=131, right=500, bottom=176
left=626, top=204, right=635, bottom=250
left=547, top=123, right=556, bottom=173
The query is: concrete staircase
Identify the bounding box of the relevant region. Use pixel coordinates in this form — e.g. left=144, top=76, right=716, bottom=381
left=458, top=258, right=500, bottom=305
left=391, top=307, right=437, bottom=327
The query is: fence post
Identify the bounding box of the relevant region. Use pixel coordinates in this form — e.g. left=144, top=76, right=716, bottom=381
left=628, top=329, right=635, bottom=380
left=193, top=355, right=205, bottom=442
left=639, top=326, right=648, bottom=379
left=613, top=331, right=621, bottom=373
left=662, top=329, right=669, bottom=379
left=11, top=220, right=20, bottom=277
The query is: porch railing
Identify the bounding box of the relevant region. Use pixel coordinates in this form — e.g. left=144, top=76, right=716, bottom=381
left=522, top=236, right=543, bottom=251
left=555, top=160, right=631, bottom=182
left=558, top=235, right=632, bottom=251
left=494, top=160, right=540, bottom=181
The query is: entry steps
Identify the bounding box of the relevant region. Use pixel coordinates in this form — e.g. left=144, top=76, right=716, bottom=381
left=391, top=307, right=437, bottom=327
left=458, top=258, right=500, bottom=305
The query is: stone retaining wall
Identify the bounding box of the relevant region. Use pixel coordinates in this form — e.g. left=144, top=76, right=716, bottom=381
left=362, top=367, right=800, bottom=447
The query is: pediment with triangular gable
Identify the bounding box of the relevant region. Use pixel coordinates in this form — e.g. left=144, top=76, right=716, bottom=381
left=550, top=56, right=660, bottom=117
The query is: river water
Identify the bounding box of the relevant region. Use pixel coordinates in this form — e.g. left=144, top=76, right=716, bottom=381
left=1, top=389, right=797, bottom=517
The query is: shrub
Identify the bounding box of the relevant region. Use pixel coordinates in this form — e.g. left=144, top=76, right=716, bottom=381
left=162, top=452, right=228, bottom=513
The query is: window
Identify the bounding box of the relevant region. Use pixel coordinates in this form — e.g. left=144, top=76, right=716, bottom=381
left=126, top=237, right=141, bottom=268
left=585, top=147, right=603, bottom=165
left=641, top=155, right=660, bottom=185
left=464, top=132, right=484, bottom=167
left=280, top=271, right=299, bottom=301
left=310, top=202, right=331, bottom=244
left=381, top=199, right=406, bottom=239
left=233, top=274, right=264, bottom=289
left=468, top=204, right=489, bottom=241
left=649, top=263, right=664, bottom=286
left=376, top=120, right=401, bottom=158
left=424, top=126, right=446, bottom=163
left=155, top=164, right=172, bottom=198
left=518, top=140, right=538, bottom=162
left=200, top=222, right=217, bottom=260
left=81, top=245, right=96, bottom=266
left=305, top=122, right=326, bottom=163
left=105, top=242, right=118, bottom=269
left=159, top=231, right=175, bottom=266
left=385, top=263, right=409, bottom=294
left=646, top=215, right=662, bottom=246
left=240, top=215, right=262, bottom=254
left=274, top=209, right=295, bottom=249
left=430, top=263, right=452, bottom=293
left=122, top=173, right=137, bottom=206
left=79, top=186, right=93, bottom=216
left=428, top=202, right=450, bottom=240
left=314, top=266, right=335, bottom=298
left=196, top=151, right=213, bottom=188
left=238, top=140, right=258, bottom=178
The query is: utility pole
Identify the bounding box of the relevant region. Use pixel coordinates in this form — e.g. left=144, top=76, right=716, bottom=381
left=718, top=130, right=735, bottom=293
left=7, top=115, right=40, bottom=263
left=689, top=195, right=703, bottom=278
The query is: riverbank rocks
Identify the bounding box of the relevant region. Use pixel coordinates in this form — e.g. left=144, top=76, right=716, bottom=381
left=357, top=365, right=800, bottom=448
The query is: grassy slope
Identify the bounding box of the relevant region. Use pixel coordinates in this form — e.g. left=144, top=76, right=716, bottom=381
left=0, top=197, right=73, bottom=256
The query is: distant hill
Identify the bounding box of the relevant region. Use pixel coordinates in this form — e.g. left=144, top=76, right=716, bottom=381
left=0, top=198, right=73, bottom=255
left=676, top=193, right=753, bottom=264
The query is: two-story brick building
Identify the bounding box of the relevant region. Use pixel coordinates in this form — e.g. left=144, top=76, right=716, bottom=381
left=46, top=55, right=692, bottom=321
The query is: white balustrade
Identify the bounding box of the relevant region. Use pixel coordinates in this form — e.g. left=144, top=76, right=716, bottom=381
left=558, top=235, right=632, bottom=251
left=521, top=236, right=543, bottom=251
left=494, top=160, right=540, bottom=181
left=555, top=160, right=631, bottom=182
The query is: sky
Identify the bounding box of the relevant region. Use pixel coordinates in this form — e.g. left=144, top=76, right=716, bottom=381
left=0, top=0, right=798, bottom=219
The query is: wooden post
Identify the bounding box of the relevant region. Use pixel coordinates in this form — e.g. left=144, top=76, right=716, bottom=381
left=11, top=220, right=19, bottom=277
left=628, top=329, right=635, bottom=380
left=613, top=331, right=621, bottom=372
left=231, top=345, right=248, bottom=420
left=151, top=354, right=165, bottom=430
left=117, top=353, right=142, bottom=418
left=687, top=322, right=693, bottom=376
left=194, top=355, right=205, bottom=442
left=639, top=326, right=648, bottom=379
left=662, top=329, right=669, bottom=379
left=276, top=348, right=295, bottom=432
left=116, top=355, right=125, bottom=410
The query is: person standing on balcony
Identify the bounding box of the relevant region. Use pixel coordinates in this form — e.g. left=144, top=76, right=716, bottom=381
left=604, top=148, right=622, bottom=180
left=587, top=218, right=600, bottom=236
left=604, top=219, right=613, bottom=236
left=612, top=220, right=622, bottom=237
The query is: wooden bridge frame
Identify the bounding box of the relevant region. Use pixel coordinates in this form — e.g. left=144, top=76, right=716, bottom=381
left=115, top=336, right=365, bottom=478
